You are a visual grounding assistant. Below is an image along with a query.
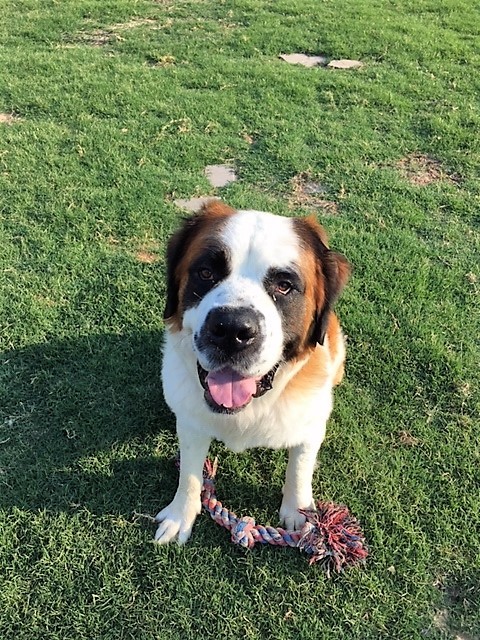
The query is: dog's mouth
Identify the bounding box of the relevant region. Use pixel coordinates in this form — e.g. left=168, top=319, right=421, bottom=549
left=197, top=362, right=279, bottom=414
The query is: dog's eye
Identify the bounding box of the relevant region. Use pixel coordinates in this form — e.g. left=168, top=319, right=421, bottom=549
left=198, top=267, right=214, bottom=281
left=276, top=281, right=292, bottom=295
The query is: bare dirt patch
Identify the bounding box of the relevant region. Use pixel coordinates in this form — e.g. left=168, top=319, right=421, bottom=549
left=430, top=573, right=480, bottom=640
left=66, top=17, right=161, bottom=47
left=431, top=608, right=478, bottom=640
left=396, top=153, right=460, bottom=186
left=67, top=29, right=120, bottom=47
left=0, top=113, right=19, bottom=124
left=146, top=54, right=176, bottom=68
left=289, top=172, right=339, bottom=214
left=111, top=18, right=159, bottom=31
left=397, top=430, right=420, bottom=447
left=136, top=250, right=159, bottom=264
left=103, top=236, right=161, bottom=263
left=133, top=238, right=162, bottom=264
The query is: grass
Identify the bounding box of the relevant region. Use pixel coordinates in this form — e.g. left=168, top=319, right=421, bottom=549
left=0, top=0, right=479, bottom=637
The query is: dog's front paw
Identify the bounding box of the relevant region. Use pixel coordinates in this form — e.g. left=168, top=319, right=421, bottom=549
left=154, top=497, right=201, bottom=545
left=279, top=496, right=315, bottom=531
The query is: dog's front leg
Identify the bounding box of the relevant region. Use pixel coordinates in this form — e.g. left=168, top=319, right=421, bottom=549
left=155, top=429, right=210, bottom=544
left=279, top=441, right=320, bottom=531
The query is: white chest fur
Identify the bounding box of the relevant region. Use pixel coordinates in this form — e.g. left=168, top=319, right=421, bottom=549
left=161, top=329, right=334, bottom=452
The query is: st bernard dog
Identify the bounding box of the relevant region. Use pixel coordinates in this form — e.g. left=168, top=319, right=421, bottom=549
left=155, top=200, right=350, bottom=544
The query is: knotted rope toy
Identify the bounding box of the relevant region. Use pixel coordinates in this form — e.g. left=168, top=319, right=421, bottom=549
left=200, top=458, right=368, bottom=575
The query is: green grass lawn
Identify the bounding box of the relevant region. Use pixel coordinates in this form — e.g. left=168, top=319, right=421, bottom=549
left=1, top=0, right=479, bottom=637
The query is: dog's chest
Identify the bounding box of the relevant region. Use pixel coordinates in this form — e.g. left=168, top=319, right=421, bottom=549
left=207, top=397, right=331, bottom=452
left=162, top=333, right=332, bottom=451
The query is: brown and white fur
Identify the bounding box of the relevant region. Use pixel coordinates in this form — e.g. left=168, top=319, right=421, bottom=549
left=155, top=201, right=350, bottom=544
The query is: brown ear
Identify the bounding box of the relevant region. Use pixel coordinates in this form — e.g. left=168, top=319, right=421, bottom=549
left=163, top=201, right=235, bottom=322
left=312, top=248, right=350, bottom=345
left=293, top=216, right=351, bottom=346
left=163, top=217, right=197, bottom=321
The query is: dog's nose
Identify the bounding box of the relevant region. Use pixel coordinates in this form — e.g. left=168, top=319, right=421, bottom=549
left=204, top=307, right=260, bottom=353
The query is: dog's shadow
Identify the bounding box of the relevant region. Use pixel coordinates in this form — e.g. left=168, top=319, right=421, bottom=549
left=0, top=331, right=183, bottom=517
left=1, top=330, right=290, bottom=542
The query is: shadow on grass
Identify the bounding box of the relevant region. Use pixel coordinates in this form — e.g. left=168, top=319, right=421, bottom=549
left=0, top=332, right=291, bottom=538
left=0, top=331, right=182, bottom=517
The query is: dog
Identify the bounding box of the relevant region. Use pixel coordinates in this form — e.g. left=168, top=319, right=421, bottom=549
left=155, top=200, right=350, bottom=544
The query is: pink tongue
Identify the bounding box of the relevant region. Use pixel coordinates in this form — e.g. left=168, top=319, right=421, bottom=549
left=206, top=368, right=258, bottom=409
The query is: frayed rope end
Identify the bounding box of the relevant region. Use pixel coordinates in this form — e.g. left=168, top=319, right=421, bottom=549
left=298, top=502, right=368, bottom=575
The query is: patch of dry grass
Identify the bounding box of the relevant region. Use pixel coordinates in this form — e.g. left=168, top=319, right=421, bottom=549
left=396, top=153, right=461, bottom=186
left=289, top=172, right=339, bottom=214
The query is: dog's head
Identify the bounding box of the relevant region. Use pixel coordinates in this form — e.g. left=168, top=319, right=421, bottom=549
left=164, top=201, right=350, bottom=414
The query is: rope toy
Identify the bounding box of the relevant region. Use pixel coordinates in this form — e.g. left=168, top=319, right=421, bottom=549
left=200, top=458, right=368, bottom=575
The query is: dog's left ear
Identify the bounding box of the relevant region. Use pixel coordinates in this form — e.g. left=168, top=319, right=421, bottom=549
left=313, top=247, right=351, bottom=345
left=294, top=216, right=351, bottom=346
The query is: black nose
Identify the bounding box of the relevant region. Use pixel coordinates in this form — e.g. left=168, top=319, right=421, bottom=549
left=204, top=307, right=260, bottom=353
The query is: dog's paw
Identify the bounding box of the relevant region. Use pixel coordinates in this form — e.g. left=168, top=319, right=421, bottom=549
left=279, top=496, right=315, bottom=531
left=154, top=498, right=201, bottom=545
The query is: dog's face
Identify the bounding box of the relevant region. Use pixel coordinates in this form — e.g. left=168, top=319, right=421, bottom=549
left=164, top=202, right=349, bottom=414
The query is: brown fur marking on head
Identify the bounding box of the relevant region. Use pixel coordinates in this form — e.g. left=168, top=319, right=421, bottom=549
left=199, top=200, right=236, bottom=219
left=293, top=216, right=350, bottom=348
left=164, top=201, right=235, bottom=329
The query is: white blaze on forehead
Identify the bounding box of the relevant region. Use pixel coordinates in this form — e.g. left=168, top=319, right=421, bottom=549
left=219, top=210, right=301, bottom=277
left=184, top=210, right=301, bottom=377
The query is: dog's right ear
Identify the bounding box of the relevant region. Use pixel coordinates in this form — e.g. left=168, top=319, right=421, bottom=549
left=163, top=201, right=235, bottom=322
left=163, top=216, right=199, bottom=321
